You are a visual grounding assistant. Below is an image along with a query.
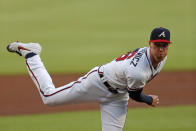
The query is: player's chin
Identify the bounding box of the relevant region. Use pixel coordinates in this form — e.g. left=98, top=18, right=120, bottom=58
left=157, top=55, right=165, bottom=61
left=157, top=54, right=166, bottom=61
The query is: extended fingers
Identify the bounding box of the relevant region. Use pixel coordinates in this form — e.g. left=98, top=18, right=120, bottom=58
left=156, top=98, right=160, bottom=105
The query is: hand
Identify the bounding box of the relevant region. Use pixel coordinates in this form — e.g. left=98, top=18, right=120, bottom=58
left=149, top=95, right=159, bottom=107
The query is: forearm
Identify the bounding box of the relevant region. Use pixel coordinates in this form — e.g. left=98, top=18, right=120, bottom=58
left=136, top=93, right=153, bottom=105
left=128, top=89, right=153, bottom=105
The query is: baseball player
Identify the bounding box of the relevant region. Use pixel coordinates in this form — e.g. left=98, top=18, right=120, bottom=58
left=7, top=27, right=171, bottom=131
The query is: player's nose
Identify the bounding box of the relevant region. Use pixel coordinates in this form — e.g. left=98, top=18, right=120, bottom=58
left=158, top=47, right=165, bottom=52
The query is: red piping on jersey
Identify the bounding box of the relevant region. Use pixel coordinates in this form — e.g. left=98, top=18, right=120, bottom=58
left=145, top=49, right=154, bottom=83
left=26, top=60, right=97, bottom=97
left=145, top=50, right=153, bottom=74
left=127, top=51, right=137, bottom=59
left=145, top=50, right=159, bottom=83
left=97, top=66, right=103, bottom=74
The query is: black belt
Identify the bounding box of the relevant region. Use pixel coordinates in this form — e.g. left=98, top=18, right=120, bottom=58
left=98, top=73, right=118, bottom=94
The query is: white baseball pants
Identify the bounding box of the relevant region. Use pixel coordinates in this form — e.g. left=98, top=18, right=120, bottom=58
left=25, top=55, right=129, bottom=131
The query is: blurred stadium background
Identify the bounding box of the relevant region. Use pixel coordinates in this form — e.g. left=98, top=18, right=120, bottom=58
left=0, top=0, right=195, bottom=131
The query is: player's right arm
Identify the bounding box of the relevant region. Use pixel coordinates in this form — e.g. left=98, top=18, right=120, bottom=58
left=128, top=88, right=153, bottom=105
left=128, top=89, right=159, bottom=106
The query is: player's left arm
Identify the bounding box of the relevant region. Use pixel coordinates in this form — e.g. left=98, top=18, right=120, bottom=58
left=128, top=89, right=159, bottom=106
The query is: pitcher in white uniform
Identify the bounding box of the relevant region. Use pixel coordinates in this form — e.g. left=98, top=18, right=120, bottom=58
left=7, top=27, right=171, bottom=131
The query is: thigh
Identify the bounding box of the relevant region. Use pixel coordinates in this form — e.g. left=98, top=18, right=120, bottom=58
left=100, top=100, right=128, bottom=131
left=42, top=67, right=103, bottom=105
left=26, top=55, right=103, bottom=105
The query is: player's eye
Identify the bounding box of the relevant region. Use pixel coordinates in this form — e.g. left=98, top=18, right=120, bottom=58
left=154, top=43, right=169, bottom=48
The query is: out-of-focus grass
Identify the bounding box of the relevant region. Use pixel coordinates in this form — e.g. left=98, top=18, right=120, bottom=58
left=0, top=0, right=195, bottom=74
left=0, top=106, right=195, bottom=131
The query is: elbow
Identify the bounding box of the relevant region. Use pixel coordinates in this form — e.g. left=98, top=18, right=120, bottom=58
left=129, top=92, right=139, bottom=100
left=129, top=92, right=141, bottom=101
left=129, top=95, right=140, bottom=101
left=128, top=89, right=143, bottom=101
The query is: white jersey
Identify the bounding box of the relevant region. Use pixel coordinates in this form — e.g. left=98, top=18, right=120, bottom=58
left=8, top=41, right=169, bottom=131
left=101, top=47, right=167, bottom=93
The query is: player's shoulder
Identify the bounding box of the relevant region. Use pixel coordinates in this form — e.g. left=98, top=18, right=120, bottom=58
left=128, top=47, right=148, bottom=66
left=125, top=47, right=151, bottom=79
left=130, top=47, right=148, bottom=57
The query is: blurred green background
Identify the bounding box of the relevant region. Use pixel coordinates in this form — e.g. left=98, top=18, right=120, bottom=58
left=0, top=1, right=195, bottom=131
left=0, top=106, right=196, bottom=131
left=0, top=0, right=195, bottom=74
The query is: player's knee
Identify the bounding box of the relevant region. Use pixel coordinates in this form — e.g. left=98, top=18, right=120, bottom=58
left=44, top=101, right=55, bottom=106
left=42, top=98, right=56, bottom=106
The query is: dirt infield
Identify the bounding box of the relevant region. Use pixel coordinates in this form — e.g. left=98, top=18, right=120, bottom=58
left=0, top=71, right=196, bottom=116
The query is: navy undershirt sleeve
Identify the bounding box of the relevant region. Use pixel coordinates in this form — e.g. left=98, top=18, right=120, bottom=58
left=128, top=88, right=153, bottom=105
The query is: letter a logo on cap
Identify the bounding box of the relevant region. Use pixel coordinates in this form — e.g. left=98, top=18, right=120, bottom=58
left=159, top=31, right=166, bottom=37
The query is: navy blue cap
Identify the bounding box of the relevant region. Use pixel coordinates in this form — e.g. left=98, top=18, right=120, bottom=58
left=149, top=27, right=171, bottom=43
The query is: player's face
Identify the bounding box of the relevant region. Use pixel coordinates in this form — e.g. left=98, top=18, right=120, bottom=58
left=149, top=42, right=169, bottom=62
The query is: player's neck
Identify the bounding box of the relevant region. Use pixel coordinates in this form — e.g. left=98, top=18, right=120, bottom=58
left=151, top=58, right=159, bottom=69
left=150, top=52, right=161, bottom=69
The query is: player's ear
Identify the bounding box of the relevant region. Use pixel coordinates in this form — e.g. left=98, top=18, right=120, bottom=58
left=149, top=42, right=152, bottom=47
